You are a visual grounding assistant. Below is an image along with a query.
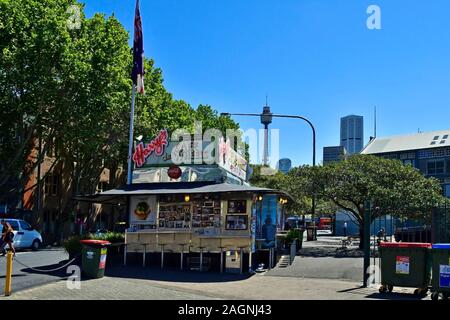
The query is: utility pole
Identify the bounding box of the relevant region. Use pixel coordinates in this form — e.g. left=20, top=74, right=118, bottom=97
left=363, top=201, right=371, bottom=287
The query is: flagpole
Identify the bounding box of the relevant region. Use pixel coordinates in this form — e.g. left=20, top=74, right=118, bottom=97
left=127, top=83, right=137, bottom=185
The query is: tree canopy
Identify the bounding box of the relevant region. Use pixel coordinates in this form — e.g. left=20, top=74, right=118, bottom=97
left=287, top=155, right=447, bottom=247
left=0, top=0, right=241, bottom=207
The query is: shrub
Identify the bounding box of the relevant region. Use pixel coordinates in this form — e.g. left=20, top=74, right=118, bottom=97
left=63, top=235, right=86, bottom=258
left=285, top=229, right=303, bottom=245
left=90, top=232, right=125, bottom=244
left=63, top=232, right=125, bottom=258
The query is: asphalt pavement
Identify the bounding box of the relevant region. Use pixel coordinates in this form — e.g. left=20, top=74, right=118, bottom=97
left=0, top=248, right=70, bottom=294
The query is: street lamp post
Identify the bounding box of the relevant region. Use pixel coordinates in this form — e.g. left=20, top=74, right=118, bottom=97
left=221, top=109, right=317, bottom=239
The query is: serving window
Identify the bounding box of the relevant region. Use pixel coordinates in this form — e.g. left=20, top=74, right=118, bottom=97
left=225, top=215, right=248, bottom=230
left=227, top=200, right=247, bottom=214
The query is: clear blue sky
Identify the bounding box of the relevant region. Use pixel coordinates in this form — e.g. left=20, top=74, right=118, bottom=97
left=82, top=0, right=450, bottom=167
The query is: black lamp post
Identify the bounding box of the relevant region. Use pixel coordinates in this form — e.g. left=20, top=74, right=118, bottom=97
left=221, top=108, right=317, bottom=239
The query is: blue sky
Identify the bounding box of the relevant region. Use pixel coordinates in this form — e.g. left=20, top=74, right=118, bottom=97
left=82, top=0, right=450, bottom=166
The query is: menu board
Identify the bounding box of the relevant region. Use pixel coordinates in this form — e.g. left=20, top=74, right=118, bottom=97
left=129, top=195, right=158, bottom=227
left=192, top=199, right=221, bottom=228
left=158, top=203, right=191, bottom=229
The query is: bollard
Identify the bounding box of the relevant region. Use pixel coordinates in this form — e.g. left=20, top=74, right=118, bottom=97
left=4, top=251, right=13, bottom=296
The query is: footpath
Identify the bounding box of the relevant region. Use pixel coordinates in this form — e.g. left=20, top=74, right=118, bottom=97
left=2, top=236, right=431, bottom=300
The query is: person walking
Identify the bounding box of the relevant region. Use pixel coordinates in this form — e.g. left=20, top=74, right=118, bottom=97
left=343, top=222, right=348, bottom=237
left=0, top=220, right=16, bottom=256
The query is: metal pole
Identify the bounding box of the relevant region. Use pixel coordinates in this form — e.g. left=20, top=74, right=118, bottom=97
left=180, top=245, right=184, bottom=271
left=142, top=244, right=146, bottom=267
left=220, top=248, right=224, bottom=273
left=240, top=247, right=244, bottom=274
left=4, top=251, right=13, bottom=296
left=199, top=248, right=203, bottom=272
left=263, top=124, right=269, bottom=165
left=161, top=244, right=165, bottom=269
left=127, top=84, right=137, bottom=185
left=123, top=244, right=127, bottom=265
left=363, top=202, right=371, bottom=287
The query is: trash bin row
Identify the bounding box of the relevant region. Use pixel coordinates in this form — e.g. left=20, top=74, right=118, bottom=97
left=378, top=242, right=450, bottom=300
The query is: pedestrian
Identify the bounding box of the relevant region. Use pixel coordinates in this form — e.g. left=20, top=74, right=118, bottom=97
left=343, top=222, right=348, bottom=237
left=0, top=220, right=16, bottom=256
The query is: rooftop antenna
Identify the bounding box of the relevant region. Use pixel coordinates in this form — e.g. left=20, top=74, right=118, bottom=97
left=374, top=106, right=377, bottom=138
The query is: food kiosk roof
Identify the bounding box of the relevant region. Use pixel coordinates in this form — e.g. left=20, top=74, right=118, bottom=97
left=73, top=182, right=292, bottom=203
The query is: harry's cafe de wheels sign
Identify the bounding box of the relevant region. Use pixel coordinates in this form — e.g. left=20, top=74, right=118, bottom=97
left=131, top=129, right=248, bottom=181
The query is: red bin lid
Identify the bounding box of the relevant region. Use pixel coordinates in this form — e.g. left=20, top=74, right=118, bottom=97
left=80, top=240, right=111, bottom=245
left=379, top=242, right=431, bottom=248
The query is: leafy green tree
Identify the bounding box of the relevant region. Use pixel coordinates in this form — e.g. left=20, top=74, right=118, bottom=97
left=0, top=0, right=243, bottom=232
left=290, top=155, right=446, bottom=248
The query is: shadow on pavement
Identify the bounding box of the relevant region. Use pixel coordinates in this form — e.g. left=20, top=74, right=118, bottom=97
left=299, top=247, right=364, bottom=258
left=0, top=274, right=27, bottom=279
left=366, top=292, right=427, bottom=300
left=16, top=259, right=75, bottom=278
left=105, top=264, right=252, bottom=283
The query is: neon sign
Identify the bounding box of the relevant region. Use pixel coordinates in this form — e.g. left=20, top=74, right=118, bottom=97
left=133, top=129, right=169, bottom=167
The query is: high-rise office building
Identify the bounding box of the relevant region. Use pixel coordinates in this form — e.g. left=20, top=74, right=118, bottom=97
left=340, top=115, right=364, bottom=154
left=277, top=158, right=292, bottom=174
left=323, top=146, right=347, bottom=165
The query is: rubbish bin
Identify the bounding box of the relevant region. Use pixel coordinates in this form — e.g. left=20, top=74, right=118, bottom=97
left=80, top=240, right=111, bottom=278
left=431, top=244, right=450, bottom=301
left=306, top=227, right=316, bottom=241
left=378, top=242, right=432, bottom=295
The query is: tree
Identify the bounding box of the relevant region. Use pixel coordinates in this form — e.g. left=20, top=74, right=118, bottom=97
left=291, top=155, right=446, bottom=249
left=0, top=0, right=243, bottom=232
left=0, top=0, right=81, bottom=202
left=249, top=164, right=336, bottom=216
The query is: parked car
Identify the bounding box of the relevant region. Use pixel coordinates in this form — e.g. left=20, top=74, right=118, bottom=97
left=2, top=219, right=42, bottom=251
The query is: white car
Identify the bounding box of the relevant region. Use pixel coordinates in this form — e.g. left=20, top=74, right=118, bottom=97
left=2, top=219, right=43, bottom=251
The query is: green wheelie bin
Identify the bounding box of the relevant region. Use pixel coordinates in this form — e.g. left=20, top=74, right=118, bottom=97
left=378, top=242, right=432, bottom=295
left=431, top=244, right=450, bottom=301
left=80, top=240, right=111, bottom=278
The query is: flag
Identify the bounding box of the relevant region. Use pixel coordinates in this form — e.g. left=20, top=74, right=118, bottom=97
left=131, top=0, right=144, bottom=94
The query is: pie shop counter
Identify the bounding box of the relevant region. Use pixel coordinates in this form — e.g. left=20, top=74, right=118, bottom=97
left=125, top=230, right=252, bottom=253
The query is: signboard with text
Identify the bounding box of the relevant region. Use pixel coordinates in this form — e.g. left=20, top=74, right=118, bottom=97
left=132, top=130, right=247, bottom=181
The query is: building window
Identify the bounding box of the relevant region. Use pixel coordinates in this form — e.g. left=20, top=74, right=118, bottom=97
left=445, top=184, right=450, bottom=198
left=403, top=159, right=415, bottom=167
left=44, top=174, right=59, bottom=195
left=418, top=147, right=450, bottom=159
left=427, top=160, right=445, bottom=175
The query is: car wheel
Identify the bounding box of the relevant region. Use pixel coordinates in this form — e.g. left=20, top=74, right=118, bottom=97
left=31, top=239, right=41, bottom=251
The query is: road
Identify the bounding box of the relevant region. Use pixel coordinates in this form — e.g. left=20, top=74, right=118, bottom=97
left=0, top=248, right=70, bottom=294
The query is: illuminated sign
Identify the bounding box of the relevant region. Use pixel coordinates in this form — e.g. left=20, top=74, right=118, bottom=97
left=132, top=129, right=169, bottom=167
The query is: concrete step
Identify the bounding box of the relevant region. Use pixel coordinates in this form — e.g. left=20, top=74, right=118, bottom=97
left=277, top=255, right=291, bottom=268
